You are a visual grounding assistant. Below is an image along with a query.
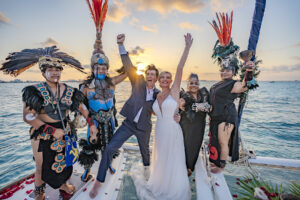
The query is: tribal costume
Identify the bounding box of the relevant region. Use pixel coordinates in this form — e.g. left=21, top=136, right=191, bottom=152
left=179, top=87, right=209, bottom=172
left=208, top=12, right=256, bottom=168
left=78, top=0, right=122, bottom=181
left=78, top=74, right=121, bottom=179
left=0, top=46, right=86, bottom=193
left=23, top=82, right=85, bottom=188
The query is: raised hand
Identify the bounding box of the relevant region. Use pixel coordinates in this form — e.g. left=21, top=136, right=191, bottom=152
left=117, top=34, right=125, bottom=45
left=244, top=61, right=256, bottom=71
left=170, top=33, right=193, bottom=97
left=184, top=33, right=193, bottom=49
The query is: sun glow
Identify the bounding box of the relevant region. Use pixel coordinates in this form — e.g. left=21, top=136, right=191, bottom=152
left=136, top=63, right=146, bottom=75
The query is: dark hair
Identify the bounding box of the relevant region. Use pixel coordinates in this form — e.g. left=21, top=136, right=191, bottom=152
left=40, top=64, right=63, bottom=73
left=145, top=64, right=159, bottom=77
left=187, top=73, right=199, bottom=81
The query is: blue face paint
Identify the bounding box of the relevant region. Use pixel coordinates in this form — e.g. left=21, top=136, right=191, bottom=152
left=96, top=74, right=106, bottom=80
left=98, top=58, right=105, bottom=65
left=94, top=60, right=107, bottom=80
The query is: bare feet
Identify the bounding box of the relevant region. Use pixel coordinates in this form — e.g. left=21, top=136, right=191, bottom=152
left=34, top=192, right=45, bottom=200
left=108, top=164, right=116, bottom=174
left=34, top=183, right=45, bottom=200
left=210, top=163, right=224, bottom=174
left=210, top=166, right=223, bottom=174
left=81, top=169, right=92, bottom=182
left=187, top=169, right=192, bottom=177
left=144, top=166, right=150, bottom=181
left=59, top=183, right=75, bottom=194
left=89, top=180, right=102, bottom=199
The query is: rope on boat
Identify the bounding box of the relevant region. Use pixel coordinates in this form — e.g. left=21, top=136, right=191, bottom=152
left=235, top=132, right=261, bottom=178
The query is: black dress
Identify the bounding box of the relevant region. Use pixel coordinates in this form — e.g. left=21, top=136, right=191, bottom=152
left=208, top=79, right=239, bottom=167
left=179, top=88, right=209, bottom=171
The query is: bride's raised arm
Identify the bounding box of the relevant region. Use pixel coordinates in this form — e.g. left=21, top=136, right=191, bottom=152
left=171, top=33, right=193, bottom=99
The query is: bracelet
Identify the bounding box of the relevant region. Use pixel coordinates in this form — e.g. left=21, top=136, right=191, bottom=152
left=118, top=45, right=127, bottom=55
left=86, top=117, right=94, bottom=127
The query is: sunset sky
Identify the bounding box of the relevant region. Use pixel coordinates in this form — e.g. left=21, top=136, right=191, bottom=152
left=0, top=0, right=299, bottom=81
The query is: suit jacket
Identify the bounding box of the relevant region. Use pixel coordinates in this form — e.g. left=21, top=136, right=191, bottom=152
left=119, top=53, right=160, bottom=132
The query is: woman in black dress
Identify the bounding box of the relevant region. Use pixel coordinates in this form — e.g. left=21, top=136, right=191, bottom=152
left=179, top=73, right=210, bottom=176
left=208, top=11, right=258, bottom=173
left=208, top=62, right=256, bottom=173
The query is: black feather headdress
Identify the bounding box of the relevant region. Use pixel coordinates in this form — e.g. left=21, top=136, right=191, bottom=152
left=0, top=46, right=86, bottom=76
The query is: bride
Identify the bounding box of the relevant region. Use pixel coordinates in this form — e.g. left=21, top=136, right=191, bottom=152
left=132, top=33, right=193, bottom=200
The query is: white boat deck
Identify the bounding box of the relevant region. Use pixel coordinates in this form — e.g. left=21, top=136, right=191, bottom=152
left=4, top=148, right=126, bottom=200
left=195, top=153, right=232, bottom=200
left=3, top=143, right=299, bottom=200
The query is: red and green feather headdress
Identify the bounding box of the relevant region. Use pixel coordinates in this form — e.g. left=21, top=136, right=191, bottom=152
left=86, top=0, right=110, bottom=68
left=209, top=11, right=240, bottom=75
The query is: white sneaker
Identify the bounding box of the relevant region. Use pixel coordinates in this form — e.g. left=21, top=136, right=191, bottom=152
left=144, top=166, right=150, bottom=181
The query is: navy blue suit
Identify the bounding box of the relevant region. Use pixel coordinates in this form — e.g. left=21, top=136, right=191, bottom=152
left=96, top=53, right=159, bottom=182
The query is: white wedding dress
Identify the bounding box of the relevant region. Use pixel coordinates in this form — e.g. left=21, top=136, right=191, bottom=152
left=131, top=95, right=191, bottom=200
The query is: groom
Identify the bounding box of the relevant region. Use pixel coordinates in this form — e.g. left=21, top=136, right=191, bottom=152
left=89, top=34, right=161, bottom=198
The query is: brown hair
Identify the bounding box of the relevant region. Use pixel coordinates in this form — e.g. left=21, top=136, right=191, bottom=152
left=145, top=64, right=159, bottom=77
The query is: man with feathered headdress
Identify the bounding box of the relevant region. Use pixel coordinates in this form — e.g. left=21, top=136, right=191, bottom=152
left=77, top=0, right=128, bottom=183
left=0, top=46, right=97, bottom=199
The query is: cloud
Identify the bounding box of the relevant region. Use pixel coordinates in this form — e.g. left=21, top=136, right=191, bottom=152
left=178, top=22, right=200, bottom=30
left=126, top=0, right=205, bottom=14
left=210, top=0, right=244, bottom=12
left=262, top=64, right=300, bottom=72
left=142, top=24, right=158, bottom=33
left=40, top=37, right=59, bottom=47
left=0, top=12, right=10, bottom=24
left=107, top=0, right=130, bottom=22
left=291, top=42, right=300, bottom=48
left=291, top=56, right=300, bottom=61
left=129, top=17, right=140, bottom=27
left=129, top=46, right=145, bottom=56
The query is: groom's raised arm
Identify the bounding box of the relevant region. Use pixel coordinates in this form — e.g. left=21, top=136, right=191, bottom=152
left=117, top=34, right=138, bottom=85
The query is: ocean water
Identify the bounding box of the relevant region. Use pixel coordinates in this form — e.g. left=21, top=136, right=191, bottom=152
left=0, top=81, right=299, bottom=199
